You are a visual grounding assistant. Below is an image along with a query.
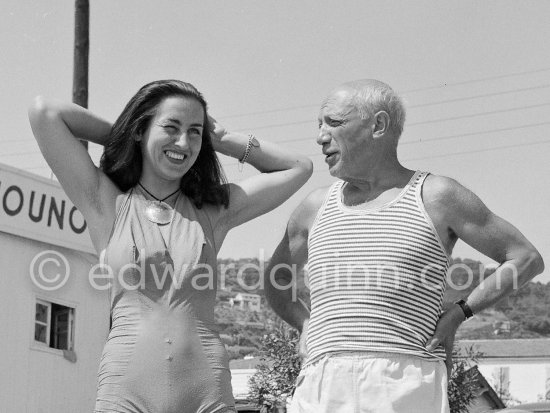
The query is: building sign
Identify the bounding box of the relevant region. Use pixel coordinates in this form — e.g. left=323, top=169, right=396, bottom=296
left=0, top=163, right=95, bottom=254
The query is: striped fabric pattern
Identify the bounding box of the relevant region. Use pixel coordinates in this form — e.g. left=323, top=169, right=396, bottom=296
left=306, top=171, right=449, bottom=364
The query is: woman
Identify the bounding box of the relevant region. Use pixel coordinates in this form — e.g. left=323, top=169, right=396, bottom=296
left=29, top=79, right=312, bottom=413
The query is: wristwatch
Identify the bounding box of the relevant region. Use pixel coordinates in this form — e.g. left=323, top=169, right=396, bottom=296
left=454, top=299, right=474, bottom=319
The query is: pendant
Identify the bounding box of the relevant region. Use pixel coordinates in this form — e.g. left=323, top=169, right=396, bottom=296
left=144, top=201, right=172, bottom=225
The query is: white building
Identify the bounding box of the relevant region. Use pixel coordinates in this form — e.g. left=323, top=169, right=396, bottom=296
left=0, top=163, right=109, bottom=413
left=230, top=357, right=261, bottom=401
left=458, top=339, right=550, bottom=405
left=231, top=292, right=262, bottom=312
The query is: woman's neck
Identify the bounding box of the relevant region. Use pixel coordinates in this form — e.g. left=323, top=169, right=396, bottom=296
left=138, top=176, right=181, bottom=201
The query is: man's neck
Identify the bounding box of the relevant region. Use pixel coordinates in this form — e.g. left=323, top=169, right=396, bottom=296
left=345, top=161, right=412, bottom=192
left=342, top=164, right=415, bottom=207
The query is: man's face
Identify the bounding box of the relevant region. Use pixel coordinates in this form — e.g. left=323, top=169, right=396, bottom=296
left=317, top=87, right=374, bottom=179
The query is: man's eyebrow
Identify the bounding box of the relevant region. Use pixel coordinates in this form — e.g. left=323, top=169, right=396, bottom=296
left=322, top=112, right=347, bottom=119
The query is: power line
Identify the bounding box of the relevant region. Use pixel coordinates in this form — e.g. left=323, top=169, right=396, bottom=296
left=24, top=165, right=50, bottom=171
left=13, top=101, right=550, bottom=169
left=0, top=137, right=37, bottom=145
left=256, top=101, right=550, bottom=146
left=401, top=67, right=550, bottom=94
left=220, top=121, right=550, bottom=168
left=220, top=135, right=550, bottom=174
left=0, top=150, right=44, bottom=158
left=217, top=103, right=323, bottom=121
left=408, top=84, right=550, bottom=109
left=301, top=121, right=550, bottom=158
left=7, top=79, right=548, bottom=153
left=403, top=138, right=550, bottom=163
left=21, top=165, right=50, bottom=170
left=217, top=67, right=550, bottom=121
left=407, top=102, right=550, bottom=127
left=8, top=118, right=550, bottom=168
left=233, top=94, right=550, bottom=133
left=403, top=121, right=550, bottom=146
left=307, top=138, right=550, bottom=176
left=235, top=118, right=314, bottom=132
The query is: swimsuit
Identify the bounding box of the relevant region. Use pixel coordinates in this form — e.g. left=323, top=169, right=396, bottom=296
left=94, top=187, right=235, bottom=413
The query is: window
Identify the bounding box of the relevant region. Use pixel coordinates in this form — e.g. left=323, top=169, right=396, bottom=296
left=34, top=301, right=50, bottom=344
left=34, top=299, right=75, bottom=350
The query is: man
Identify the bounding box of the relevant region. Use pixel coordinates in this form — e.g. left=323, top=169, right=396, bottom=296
left=265, top=79, right=544, bottom=413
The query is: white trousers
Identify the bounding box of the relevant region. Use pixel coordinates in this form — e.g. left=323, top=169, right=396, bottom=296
left=288, top=352, right=449, bottom=413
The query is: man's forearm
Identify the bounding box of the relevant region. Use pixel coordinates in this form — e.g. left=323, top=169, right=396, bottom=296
left=465, top=250, right=544, bottom=314
left=265, top=268, right=310, bottom=332
left=268, top=292, right=309, bottom=332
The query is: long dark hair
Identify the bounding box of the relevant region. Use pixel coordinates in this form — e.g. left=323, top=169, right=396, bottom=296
left=100, top=80, right=229, bottom=208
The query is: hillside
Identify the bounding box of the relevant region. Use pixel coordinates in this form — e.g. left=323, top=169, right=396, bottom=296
left=442, top=258, right=550, bottom=339
left=214, top=258, right=550, bottom=359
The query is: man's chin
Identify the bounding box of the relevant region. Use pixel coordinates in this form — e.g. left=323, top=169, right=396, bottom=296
left=327, top=164, right=341, bottom=178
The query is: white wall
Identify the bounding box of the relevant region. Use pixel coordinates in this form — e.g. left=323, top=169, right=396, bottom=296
left=0, top=231, right=109, bottom=413
left=231, top=369, right=257, bottom=400
left=478, top=359, right=550, bottom=404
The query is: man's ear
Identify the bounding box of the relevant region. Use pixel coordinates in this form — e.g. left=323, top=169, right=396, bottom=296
left=372, top=111, right=390, bottom=139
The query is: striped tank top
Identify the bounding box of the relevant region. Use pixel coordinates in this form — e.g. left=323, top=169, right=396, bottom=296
left=306, top=171, right=449, bottom=363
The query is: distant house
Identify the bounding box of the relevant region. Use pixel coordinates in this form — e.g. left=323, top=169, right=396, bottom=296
left=492, top=319, right=512, bottom=336
left=231, top=292, right=262, bottom=312
left=457, top=339, right=550, bottom=405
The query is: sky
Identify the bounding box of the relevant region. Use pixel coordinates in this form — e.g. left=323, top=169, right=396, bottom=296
left=1, top=0, right=549, bottom=282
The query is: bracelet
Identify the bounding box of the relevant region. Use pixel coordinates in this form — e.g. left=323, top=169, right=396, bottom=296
left=238, top=134, right=259, bottom=171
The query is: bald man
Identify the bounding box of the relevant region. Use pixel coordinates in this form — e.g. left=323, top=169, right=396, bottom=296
left=265, top=80, right=544, bottom=413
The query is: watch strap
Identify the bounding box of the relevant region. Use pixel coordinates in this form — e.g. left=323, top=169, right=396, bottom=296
left=455, top=299, right=474, bottom=319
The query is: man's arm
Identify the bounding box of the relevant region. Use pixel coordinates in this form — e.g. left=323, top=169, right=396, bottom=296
left=265, top=189, right=325, bottom=331
left=437, top=176, right=543, bottom=311
left=426, top=176, right=544, bottom=354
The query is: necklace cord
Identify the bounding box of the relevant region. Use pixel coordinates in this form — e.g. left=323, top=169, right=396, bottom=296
left=138, top=182, right=180, bottom=202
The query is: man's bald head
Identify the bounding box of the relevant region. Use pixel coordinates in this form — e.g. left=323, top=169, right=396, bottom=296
left=328, top=79, right=406, bottom=138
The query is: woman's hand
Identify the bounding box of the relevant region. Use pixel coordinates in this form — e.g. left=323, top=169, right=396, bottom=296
left=207, top=112, right=313, bottom=235
left=208, top=115, right=228, bottom=148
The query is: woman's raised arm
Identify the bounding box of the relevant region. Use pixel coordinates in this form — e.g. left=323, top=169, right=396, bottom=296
left=211, top=118, right=313, bottom=232
left=28, top=97, right=120, bottom=250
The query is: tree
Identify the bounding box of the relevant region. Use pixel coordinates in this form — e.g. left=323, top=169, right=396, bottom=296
left=448, top=345, right=483, bottom=413
left=248, top=332, right=482, bottom=413
left=248, top=325, right=301, bottom=412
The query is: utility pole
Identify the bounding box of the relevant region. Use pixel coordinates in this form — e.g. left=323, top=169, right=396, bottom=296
left=73, top=0, right=89, bottom=149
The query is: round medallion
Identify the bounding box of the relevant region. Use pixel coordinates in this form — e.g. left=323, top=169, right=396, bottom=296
left=144, top=201, right=173, bottom=225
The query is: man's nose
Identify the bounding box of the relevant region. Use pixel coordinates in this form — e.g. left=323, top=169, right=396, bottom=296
left=317, top=125, right=330, bottom=145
